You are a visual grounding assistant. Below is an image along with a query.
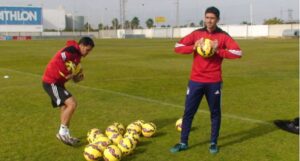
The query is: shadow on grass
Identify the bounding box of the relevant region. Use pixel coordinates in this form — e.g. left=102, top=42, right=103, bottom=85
left=138, top=140, right=152, bottom=147
left=190, top=126, right=199, bottom=132
left=73, top=136, right=88, bottom=148
left=150, top=117, right=179, bottom=129
left=122, top=148, right=147, bottom=161
left=154, top=131, right=167, bottom=138
left=189, top=121, right=278, bottom=149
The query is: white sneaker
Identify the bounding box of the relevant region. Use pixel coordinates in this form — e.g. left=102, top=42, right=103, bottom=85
left=56, top=133, right=80, bottom=146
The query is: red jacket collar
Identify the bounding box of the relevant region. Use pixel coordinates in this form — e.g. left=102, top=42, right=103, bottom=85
left=66, top=40, right=80, bottom=51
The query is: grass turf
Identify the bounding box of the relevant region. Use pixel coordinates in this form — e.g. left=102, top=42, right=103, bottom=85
left=0, top=38, right=298, bottom=161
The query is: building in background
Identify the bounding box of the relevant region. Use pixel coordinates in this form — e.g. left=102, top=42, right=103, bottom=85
left=65, top=14, right=84, bottom=31
left=43, top=6, right=66, bottom=31
left=0, top=5, right=86, bottom=32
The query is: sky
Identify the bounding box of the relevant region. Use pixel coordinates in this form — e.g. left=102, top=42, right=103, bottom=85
left=1, top=0, right=299, bottom=28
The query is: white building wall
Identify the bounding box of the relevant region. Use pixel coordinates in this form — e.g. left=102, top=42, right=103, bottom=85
left=0, top=25, right=43, bottom=32
left=268, top=24, right=299, bottom=37
left=143, top=29, right=154, bottom=38
left=225, top=25, right=248, bottom=37
left=1, top=24, right=299, bottom=38
left=179, top=27, right=198, bottom=37
left=43, top=9, right=66, bottom=30
left=248, top=25, right=269, bottom=37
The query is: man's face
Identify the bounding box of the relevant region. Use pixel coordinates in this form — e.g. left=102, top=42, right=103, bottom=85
left=79, top=44, right=93, bottom=57
left=204, top=13, right=219, bottom=29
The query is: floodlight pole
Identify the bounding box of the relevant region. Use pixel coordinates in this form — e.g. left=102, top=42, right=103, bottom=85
left=120, top=0, right=123, bottom=29
left=119, top=0, right=127, bottom=29
left=250, top=2, right=253, bottom=25
left=176, top=0, right=179, bottom=27
left=72, top=13, right=75, bottom=36
left=87, top=10, right=90, bottom=34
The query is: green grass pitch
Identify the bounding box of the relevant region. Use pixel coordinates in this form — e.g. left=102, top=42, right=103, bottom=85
left=0, top=38, right=298, bottom=161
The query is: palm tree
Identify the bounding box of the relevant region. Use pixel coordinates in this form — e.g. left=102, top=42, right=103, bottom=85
left=98, top=23, right=104, bottom=30
left=111, top=18, right=119, bottom=29
left=124, top=20, right=131, bottom=29
left=189, top=22, right=196, bottom=27
left=131, top=17, right=140, bottom=29
left=199, top=20, right=204, bottom=27
left=84, top=23, right=93, bottom=31
left=146, top=18, right=154, bottom=29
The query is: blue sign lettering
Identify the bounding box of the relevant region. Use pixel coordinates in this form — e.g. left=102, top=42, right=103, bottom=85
left=0, top=7, right=42, bottom=25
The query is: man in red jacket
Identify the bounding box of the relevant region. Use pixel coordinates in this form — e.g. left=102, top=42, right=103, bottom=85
left=42, top=37, right=94, bottom=146
left=170, top=7, right=242, bottom=154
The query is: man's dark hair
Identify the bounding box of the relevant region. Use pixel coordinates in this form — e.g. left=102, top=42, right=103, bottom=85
left=205, top=6, right=220, bottom=19
left=79, top=37, right=95, bottom=47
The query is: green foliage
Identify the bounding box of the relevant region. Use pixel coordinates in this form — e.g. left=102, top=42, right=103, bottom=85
left=112, top=18, right=119, bottom=29
left=124, top=20, right=131, bottom=29
left=146, top=18, right=154, bottom=29
left=241, top=21, right=251, bottom=25
left=0, top=39, right=298, bottom=161
left=199, top=20, right=204, bottom=27
left=84, top=23, right=94, bottom=31
left=263, top=17, right=284, bottom=24
left=131, top=17, right=140, bottom=29
left=98, top=23, right=104, bottom=30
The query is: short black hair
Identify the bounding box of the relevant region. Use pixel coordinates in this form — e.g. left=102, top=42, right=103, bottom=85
left=205, top=6, right=220, bottom=19
left=79, top=37, right=95, bottom=48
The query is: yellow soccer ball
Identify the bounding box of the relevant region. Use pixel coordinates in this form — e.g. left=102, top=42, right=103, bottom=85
left=124, top=132, right=140, bottom=145
left=105, top=125, right=119, bottom=138
left=108, top=133, right=123, bottom=145
left=87, top=128, right=103, bottom=143
left=197, top=38, right=214, bottom=58
left=113, top=122, right=126, bottom=135
left=126, top=123, right=142, bottom=135
left=117, top=137, right=135, bottom=156
left=176, top=118, right=182, bottom=132
left=133, top=120, right=145, bottom=128
left=83, top=144, right=102, bottom=161
left=94, top=136, right=112, bottom=152
left=65, top=60, right=76, bottom=73
left=74, top=63, right=82, bottom=75
left=142, top=122, right=156, bottom=137
left=72, top=63, right=84, bottom=83
left=103, top=145, right=122, bottom=161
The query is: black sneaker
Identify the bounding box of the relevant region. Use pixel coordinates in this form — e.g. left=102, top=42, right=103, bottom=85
left=274, top=120, right=299, bottom=135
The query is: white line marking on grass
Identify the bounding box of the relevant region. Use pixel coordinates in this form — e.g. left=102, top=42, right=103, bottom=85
left=0, top=67, right=272, bottom=125
left=97, top=76, right=187, bottom=82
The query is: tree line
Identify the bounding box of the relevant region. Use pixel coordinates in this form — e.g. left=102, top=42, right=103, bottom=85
left=48, top=16, right=296, bottom=32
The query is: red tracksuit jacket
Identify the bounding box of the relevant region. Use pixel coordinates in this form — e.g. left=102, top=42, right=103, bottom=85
left=174, top=27, right=242, bottom=83
left=42, top=40, right=82, bottom=85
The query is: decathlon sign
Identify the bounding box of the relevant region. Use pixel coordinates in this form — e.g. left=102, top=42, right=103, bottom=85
left=0, top=7, right=42, bottom=25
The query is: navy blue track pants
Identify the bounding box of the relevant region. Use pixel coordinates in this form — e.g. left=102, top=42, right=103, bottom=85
left=181, top=80, right=222, bottom=145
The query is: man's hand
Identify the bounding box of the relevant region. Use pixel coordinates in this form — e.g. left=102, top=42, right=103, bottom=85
left=211, top=40, right=218, bottom=53
left=72, top=72, right=84, bottom=83
left=194, top=38, right=204, bottom=50
left=59, top=71, right=74, bottom=80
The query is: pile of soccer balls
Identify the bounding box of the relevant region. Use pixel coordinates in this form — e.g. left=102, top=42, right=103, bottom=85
left=83, top=120, right=156, bottom=161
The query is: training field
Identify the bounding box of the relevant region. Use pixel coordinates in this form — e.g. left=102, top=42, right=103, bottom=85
left=0, top=38, right=298, bottom=161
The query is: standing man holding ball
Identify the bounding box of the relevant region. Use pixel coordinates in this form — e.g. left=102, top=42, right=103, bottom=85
left=170, top=6, right=242, bottom=154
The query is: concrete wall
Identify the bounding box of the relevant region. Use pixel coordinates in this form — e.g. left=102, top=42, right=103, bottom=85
left=268, top=24, right=299, bottom=37
left=1, top=24, right=299, bottom=39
